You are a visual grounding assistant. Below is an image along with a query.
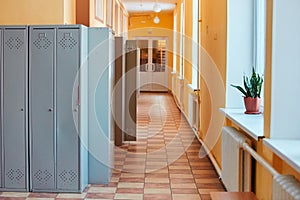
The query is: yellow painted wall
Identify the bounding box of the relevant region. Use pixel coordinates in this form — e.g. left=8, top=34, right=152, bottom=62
left=64, top=0, right=76, bottom=24
left=183, top=0, right=193, bottom=84
left=0, top=0, right=65, bottom=25
left=200, top=0, right=227, bottom=167
left=174, top=3, right=181, bottom=75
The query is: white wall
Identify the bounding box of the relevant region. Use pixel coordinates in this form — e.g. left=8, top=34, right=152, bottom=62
left=270, top=0, right=300, bottom=139
left=226, top=0, right=254, bottom=108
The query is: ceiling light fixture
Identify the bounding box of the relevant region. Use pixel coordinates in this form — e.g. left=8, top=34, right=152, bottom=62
left=153, top=0, right=161, bottom=13
left=153, top=16, right=160, bottom=24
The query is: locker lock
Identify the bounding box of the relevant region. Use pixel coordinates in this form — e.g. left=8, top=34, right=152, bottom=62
left=20, top=108, right=24, bottom=111
left=48, top=108, right=53, bottom=112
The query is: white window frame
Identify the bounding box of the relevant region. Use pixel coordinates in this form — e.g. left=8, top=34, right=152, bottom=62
left=179, top=1, right=185, bottom=78
left=173, top=14, right=177, bottom=73
left=253, top=0, right=266, bottom=109
left=192, top=0, right=199, bottom=88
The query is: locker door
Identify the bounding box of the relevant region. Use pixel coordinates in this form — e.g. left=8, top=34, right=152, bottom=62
left=0, top=28, right=2, bottom=189
left=56, top=28, right=80, bottom=191
left=30, top=28, right=55, bottom=190
left=3, top=28, right=27, bottom=189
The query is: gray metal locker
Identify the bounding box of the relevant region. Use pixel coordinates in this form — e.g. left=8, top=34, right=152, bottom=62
left=0, top=28, right=2, bottom=189
left=88, top=28, right=114, bottom=184
left=0, top=26, right=29, bottom=191
left=30, top=28, right=56, bottom=190
left=29, top=25, right=88, bottom=192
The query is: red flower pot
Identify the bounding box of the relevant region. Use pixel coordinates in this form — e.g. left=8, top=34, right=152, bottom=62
left=244, top=97, right=261, bottom=114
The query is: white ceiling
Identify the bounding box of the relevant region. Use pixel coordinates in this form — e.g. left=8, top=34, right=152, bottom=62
left=120, top=0, right=177, bottom=13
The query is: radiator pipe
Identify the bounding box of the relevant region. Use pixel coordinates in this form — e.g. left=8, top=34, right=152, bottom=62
left=242, top=143, right=279, bottom=177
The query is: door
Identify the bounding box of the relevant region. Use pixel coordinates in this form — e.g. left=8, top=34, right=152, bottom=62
left=139, top=40, right=151, bottom=91
left=151, top=40, right=168, bottom=91
left=30, top=28, right=56, bottom=190
left=3, top=28, right=28, bottom=189
left=56, top=28, right=80, bottom=191
left=0, top=28, right=2, bottom=189
left=137, top=38, right=168, bottom=92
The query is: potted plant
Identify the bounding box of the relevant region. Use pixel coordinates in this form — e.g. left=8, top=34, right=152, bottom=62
left=231, top=67, right=263, bottom=114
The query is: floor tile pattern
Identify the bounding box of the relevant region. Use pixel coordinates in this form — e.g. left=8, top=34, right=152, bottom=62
left=0, top=93, right=225, bottom=199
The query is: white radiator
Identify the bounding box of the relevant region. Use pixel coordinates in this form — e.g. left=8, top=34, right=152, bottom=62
left=171, top=73, right=176, bottom=95
left=222, top=126, right=252, bottom=192
left=188, top=92, right=199, bottom=131
left=177, top=78, right=184, bottom=108
left=272, top=175, right=300, bottom=200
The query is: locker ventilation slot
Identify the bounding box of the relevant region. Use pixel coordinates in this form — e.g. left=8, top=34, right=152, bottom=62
left=59, top=170, right=77, bottom=183
left=58, top=36, right=77, bottom=49
left=5, top=37, right=24, bottom=50
left=34, top=170, right=53, bottom=183
left=6, top=169, right=24, bottom=182
left=33, top=36, right=52, bottom=50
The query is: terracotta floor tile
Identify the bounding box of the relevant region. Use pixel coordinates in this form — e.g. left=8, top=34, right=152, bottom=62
left=114, top=193, right=143, bottom=200
left=87, top=187, right=116, bottom=193
left=84, top=193, right=115, bottom=199
left=145, top=178, right=170, bottom=183
left=172, top=194, right=201, bottom=200
left=198, top=188, right=225, bottom=194
left=28, top=193, right=58, bottom=198
left=144, top=188, right=171, bottom=194
left=197, top=183, right=225, bottom=189
left=172, top=188, right=199, bottom=194
left=169, top=173, right=194, bottom=179
left=0, top=193, right=29, bottom=197
left=201, top=194, right=213, bottom=200
left=116, top=188, right=144, bottom=194
left=117, top=182, right=144, bottom=189
left=118, top=178, right=145, bottom=183
left=144, top=183, right=170, bottom=189
left=170, top=178, right=195, bottom=184
left=143, top=194, right=172, bottom=200
left=145, top=173, right=169, bottom=178
left=170, top=183, right=197, bottom=189
left=56, top=193, right=86, bottom=198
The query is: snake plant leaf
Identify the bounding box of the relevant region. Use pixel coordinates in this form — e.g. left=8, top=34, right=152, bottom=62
left=244, top=76, right=252, bottom=97
left=231, top=84, right=248, bottom=97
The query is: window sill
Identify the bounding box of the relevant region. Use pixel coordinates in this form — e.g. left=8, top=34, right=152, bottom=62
left=187, top=84, right=200, bottom=92
left=219, top=108, right=264, bottom=141
left=264, top=139, right=300, bottom=174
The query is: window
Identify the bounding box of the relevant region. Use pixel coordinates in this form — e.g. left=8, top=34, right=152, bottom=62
left=179, top=1, right=185, bottom=78
left=254, top=0, right=266, bottom=108
left=173, top=14, right=177, bottom=73
left=226, top=0, right=266, bottom=108
left=192, top=0, right=199, bottom=88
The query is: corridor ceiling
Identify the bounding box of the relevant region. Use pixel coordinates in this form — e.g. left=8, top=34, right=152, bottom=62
left=120, top=0, right=177, bottom=13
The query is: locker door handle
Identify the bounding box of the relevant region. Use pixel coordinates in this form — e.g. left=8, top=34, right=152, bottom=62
left=48, top=108, right=53, bottom=112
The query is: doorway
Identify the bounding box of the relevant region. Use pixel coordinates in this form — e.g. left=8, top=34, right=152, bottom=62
left=134, top=37, right=169, bottom=92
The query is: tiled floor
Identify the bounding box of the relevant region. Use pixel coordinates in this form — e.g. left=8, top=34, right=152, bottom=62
left=0, top=92, right=225, bottom=200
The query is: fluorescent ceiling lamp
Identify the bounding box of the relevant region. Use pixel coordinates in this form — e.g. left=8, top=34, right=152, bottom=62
left=153, top=16, right=160, bottom=24
left=153, top=3, right=161, bottom=13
